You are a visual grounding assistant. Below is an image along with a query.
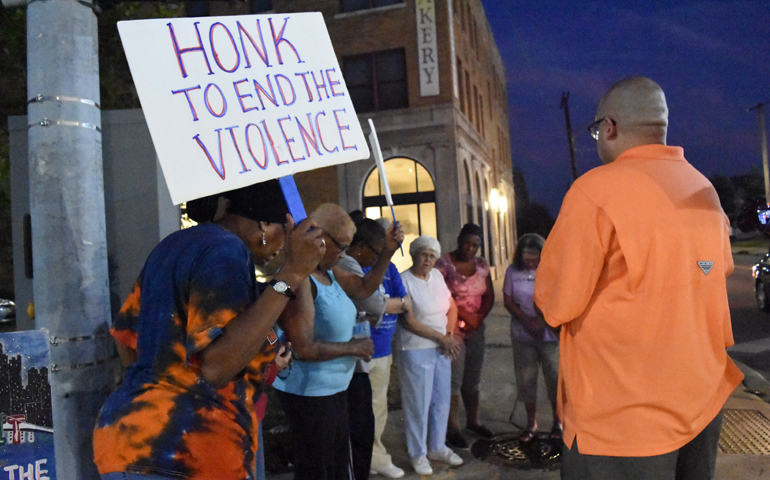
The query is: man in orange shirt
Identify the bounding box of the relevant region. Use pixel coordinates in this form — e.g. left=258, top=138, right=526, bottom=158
left=533, top=76, right=743, bottom=479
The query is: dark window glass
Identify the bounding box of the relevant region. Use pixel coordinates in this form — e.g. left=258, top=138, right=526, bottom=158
left=184, top=1, right=210, bottom=17
left=249, top=0, right=272, bottom=13
left=464, top=163, right=473, bottom=224
left=345, top=55, right=375, bottom=113
left=343, top=49, right=407, bottom=113
left=376, top=50, right=407, bottom=110
left=466, top=73, right=473, bottom=123
left=341, top=0, right=402, bottom=13
left=457, top=59, right=465, bottom=113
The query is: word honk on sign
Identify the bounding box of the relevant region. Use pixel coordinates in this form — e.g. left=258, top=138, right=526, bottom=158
left=118, top=13, right=369, bottom=205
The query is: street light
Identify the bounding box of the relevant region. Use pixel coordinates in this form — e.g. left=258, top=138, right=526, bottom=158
left=489, top=188, right=499, bottom=211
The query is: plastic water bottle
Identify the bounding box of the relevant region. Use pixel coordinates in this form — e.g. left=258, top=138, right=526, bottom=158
left=353, top=313, right=371, bottom=339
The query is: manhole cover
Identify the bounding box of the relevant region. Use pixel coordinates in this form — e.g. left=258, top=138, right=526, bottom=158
left=720, top=409, right=770, bottom=455
left=471, top=434, right=560, bottom=470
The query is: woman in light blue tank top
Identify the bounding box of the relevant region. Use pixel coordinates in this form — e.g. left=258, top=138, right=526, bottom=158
left=273, top=204, right=404, bottom=480
left=273, top=270, right=357, bottom=396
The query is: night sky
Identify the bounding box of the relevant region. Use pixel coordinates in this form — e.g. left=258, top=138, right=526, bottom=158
left=481, top=0, right=770, bottom=215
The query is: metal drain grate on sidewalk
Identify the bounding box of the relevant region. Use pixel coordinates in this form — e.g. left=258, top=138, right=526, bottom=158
left=719, top=409, right=770, bottom=454
left=471, top=434, right=561, bottom=470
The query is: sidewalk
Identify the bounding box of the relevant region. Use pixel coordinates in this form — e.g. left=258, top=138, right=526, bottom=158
left=265, top=278, right=770, bottom=479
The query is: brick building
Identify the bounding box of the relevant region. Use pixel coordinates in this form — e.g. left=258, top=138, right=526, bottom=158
left=207, top=0, right=515, bottom=274
left=8, top=0, right=516, bottom=329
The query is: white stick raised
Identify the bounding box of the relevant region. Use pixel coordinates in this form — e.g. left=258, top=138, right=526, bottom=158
left=368, top=119, right=403, bottom=255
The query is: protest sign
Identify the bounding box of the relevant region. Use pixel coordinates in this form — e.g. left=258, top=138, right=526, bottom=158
left=0, top=330, right=55, bottom=479
left=118, top=13, right=370, bottom=205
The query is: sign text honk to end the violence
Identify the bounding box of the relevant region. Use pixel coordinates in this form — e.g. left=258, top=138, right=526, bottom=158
left=119, top=13, right=369, bottom=204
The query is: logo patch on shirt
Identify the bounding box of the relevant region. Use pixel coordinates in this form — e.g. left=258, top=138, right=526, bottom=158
left=698, top=261, right=714, bottom=276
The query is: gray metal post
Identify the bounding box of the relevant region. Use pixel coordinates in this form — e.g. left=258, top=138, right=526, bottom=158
left=560, top=92, right=578, bottom=182
left=26, top=0, right=116, bottom=477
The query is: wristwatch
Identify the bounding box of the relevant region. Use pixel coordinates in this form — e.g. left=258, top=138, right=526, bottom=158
left=269, top=279, right=296, bottom=300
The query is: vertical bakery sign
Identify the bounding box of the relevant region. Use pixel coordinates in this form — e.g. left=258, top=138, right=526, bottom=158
left=0, top=330, right=55, bottom=479
left=118, top=13, right=370, bottom=205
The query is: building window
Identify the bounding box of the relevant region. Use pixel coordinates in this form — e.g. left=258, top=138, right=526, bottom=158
left=249, top=0, right=272, bottom=13
left=465, top=3, right=472, bottom=34
left=474, top=85, right=480, bottom=131
left=479, top=94, right=485, bottom=137
left=457, top=58, right=465, bottom=114
left=341, top=0, right=403, bottom=13
left=485, top=178, right=493, bottom=266
left=469, top=18, right=476, bottom=51
left=363, top=158, right=436, bottom=272
left=464, top=161, right=473, bottom=224
left=465, top=73, right=472, bottom=123
left=475, top=172, right=486, bottom=258
left=343, top=49, right=408, bottom=113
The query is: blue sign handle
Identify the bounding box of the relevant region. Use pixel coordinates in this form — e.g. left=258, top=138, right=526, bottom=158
left=278, top=175, right=307, bottom=224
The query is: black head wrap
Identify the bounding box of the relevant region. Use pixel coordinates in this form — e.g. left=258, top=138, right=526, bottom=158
left=223, top=179, right=290, bottom=224
left=187, top=180, right=290, bottom=224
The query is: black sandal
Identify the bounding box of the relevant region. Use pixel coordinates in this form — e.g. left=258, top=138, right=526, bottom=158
left=549, top=424, right=563, bottom=440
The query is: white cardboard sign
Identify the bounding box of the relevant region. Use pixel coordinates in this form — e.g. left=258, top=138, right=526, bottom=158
left=118, top=13, right=369, bottom=205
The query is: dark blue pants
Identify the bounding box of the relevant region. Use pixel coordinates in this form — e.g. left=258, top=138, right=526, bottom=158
left=347, top=372, right=375, bottom=480
left=277, top=389, right=353, bottom=480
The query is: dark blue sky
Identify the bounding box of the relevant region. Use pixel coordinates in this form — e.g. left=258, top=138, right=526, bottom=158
left=481, top=0, right=770, bottom=215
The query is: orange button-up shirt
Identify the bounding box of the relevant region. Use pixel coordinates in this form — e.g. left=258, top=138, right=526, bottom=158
left=534, top=144, right=743, bottom=456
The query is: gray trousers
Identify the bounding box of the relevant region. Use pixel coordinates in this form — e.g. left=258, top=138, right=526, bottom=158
left=561, top=410, right=723, bottom=480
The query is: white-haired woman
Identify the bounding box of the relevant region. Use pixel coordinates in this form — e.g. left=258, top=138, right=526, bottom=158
left=397, top=236, right=463, bottom=476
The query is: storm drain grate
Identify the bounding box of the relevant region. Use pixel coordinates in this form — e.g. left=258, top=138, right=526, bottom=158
left=471, top=434, right=560, bottom=470
left=719, top=409, right=770, bottom=454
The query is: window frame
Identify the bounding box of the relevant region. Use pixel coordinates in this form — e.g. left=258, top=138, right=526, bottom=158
left=342, top=48, right=408, bottom=113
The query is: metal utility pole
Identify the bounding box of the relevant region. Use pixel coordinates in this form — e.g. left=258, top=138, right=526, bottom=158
left=25, top=0, right=116, bottom=477
left=560, top=92, right=578, bottom=182
left=750, top=102, right=770, bottom=206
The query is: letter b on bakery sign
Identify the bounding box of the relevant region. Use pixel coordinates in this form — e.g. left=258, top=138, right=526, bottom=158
left=118, top=13, right=369, bottom=205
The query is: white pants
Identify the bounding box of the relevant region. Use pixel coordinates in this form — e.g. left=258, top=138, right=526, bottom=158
left=397, top=347, right=451, bottom=459
left=370, top=354, right=394, bottom=469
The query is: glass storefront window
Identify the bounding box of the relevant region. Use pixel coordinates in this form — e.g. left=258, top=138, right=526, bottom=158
left=363, top=158, right=436, bottom=272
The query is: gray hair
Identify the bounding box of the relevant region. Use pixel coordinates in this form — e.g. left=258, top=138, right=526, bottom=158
left=409, top=235, right=441, bottom=258
left=375, top=217, right=391, bottom=231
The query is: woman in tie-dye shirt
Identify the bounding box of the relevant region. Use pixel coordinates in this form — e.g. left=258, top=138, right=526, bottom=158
left=93, top=181, right=325, bottom=480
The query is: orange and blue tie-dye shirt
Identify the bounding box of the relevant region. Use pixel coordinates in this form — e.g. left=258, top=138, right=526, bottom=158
left=93, top=224, right=277, bottom=479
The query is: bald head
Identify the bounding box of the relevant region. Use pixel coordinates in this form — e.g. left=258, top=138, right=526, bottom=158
left=595, top=76, right=668, bottom=163
left=310, top=203, right=355, bottom=240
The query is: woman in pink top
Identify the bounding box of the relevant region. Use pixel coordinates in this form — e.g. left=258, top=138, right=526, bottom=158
left=435, top=223, right=495, bottom=449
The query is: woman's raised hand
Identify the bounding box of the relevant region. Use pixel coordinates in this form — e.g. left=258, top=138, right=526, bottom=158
left=282, top=215, right=326, bottom=279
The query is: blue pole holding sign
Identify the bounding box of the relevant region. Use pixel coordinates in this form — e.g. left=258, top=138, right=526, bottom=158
left=278, top=175, right=307, bottom=224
